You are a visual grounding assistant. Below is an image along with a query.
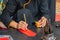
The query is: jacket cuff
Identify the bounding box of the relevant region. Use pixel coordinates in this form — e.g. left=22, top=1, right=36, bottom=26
left=0, top=15, right=12, bottom=27
left=43, top=14, right=50, bottom=20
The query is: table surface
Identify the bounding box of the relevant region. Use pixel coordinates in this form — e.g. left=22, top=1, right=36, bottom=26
left=0, top=26, right=60, bottom=40
left=0, top=28, right=44, bottom=40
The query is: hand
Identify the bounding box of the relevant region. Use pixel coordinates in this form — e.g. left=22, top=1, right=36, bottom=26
left=17, top=21, right=28, bottom=30
left=0, top=21, right=7, bottom=28
left=39, top=16, right=47, bottom=27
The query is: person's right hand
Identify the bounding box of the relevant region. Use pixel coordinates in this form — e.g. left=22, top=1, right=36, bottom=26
left=17, top=21, right=28, bottom=30
left=0, top=21, right=7, bottom=28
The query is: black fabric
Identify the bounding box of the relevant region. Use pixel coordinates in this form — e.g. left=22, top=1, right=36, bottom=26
left=16, top=9, right=37, bottom=32
left=3, top=0, right=8, bottom=4
left=48, top=0, right=55, bottom=25
left=0, top=9, right=13, bottom=26
left=0, top=0, right=49, bottom=27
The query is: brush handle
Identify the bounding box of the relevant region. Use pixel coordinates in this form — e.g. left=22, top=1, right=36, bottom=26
left=23, top=14, right=26, bottom=23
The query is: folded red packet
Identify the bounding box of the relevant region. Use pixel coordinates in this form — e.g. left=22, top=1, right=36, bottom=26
left=18, top=29, right=36, bottom=37
left=0, top=27, right=7, bottom=30
left=0, top=37, right=9, bottom=40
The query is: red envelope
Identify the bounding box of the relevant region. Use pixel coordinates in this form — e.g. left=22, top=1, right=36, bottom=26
left=55, top=14, right=60, bottom=21
left=0, top=37, right=9, bottom=40
left=18, top=29, right=36, bottom=37
left=0, top=27, right=7, bottom=30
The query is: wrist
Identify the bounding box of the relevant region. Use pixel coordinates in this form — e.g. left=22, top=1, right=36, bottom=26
left=8, top=20, right=18, bottom=29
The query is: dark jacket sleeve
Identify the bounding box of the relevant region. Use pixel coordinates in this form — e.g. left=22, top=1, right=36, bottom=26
left=38, top=0, right=49, bottom=19
left=0, top=0, right=17, bottom=27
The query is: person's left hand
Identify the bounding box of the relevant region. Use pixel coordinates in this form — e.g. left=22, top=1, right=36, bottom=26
left=39, top=16, right=47, bottom=27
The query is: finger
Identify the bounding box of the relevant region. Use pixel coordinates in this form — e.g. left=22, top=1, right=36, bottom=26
left=19, top=21, right=28, bottom=30
left=39, top=17, right=45, bottom=24
left=41, top=19, right=46, bottom=27
left=20, top=22, right=27, bottom=30
left=39, top=19, right=42, bottom=22
left=21, top=26, right=26, bottom=30
left=20, top=21, right=27, bottom=27
left=18, top=22, right=24, bottom=29
left=42, top=21, right=46, bottom=27
left=19, top=23, right=25, bottom=30
left=41, top=19, right=46, bottom=26
left=39, top=17, right=47, bottom=27
left=21, top=22, right=28, bottom=30
left=18, top=23, right=25, bottom=30
left=22, top=21, right=27, bottom=26
left=23, top=24, right=28, bottom=30
left=25, top=24, right=28, bottom=30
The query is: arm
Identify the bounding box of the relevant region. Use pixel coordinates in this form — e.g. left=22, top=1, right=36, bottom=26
left=0, top=0, right=18, bottom=28
left=38, top=0, right=49, bottom=19
left=35, top=0, right=49, bottom=27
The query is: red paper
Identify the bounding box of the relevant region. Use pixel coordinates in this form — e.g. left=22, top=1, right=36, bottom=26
left=18, top=29, right=36, bottom=37
left=55, top=14, right=60, bottom=21
left=0, top=27, right=7, bottom=30
left=0, top=37, right=9, bottom=40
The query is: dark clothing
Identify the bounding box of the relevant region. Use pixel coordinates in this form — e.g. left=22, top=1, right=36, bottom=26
left=48, top=0, right=55, bottom=25
left=0, top=0, right=49, bottom=27
left=16, top=9, right=37, bottom=32
left=0, top=0, right=53, bottom=39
